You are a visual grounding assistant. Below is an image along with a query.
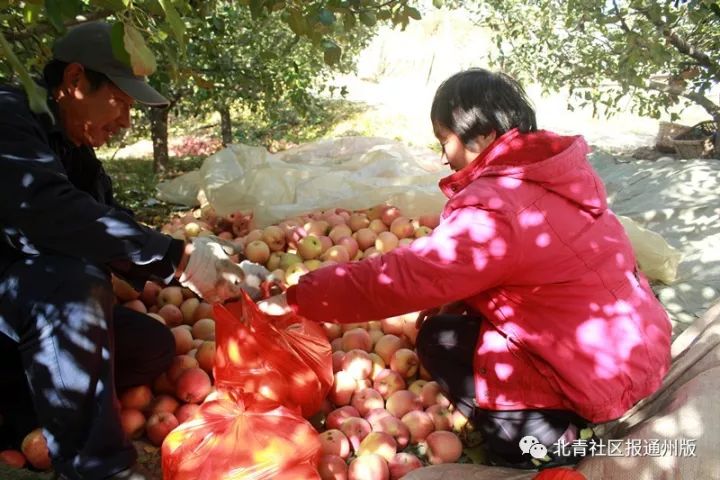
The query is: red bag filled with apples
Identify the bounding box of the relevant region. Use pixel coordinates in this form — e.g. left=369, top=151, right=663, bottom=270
left=162, top=389, right=322, bottom=480
left=213, top=291, right=333, bottom=418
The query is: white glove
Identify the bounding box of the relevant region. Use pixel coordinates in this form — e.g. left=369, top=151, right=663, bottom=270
left=237, top=260, right=270, bottom=300
left=178, top=236, right=247, bottom=303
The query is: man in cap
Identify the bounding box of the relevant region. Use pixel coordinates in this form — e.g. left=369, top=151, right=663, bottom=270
left=0, top=22, right=265, bottom=479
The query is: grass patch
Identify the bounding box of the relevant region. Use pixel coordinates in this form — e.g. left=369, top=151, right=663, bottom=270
left=0, top=465, right=52, bottom=480
left=103, top=156, right=203, bottom=226
left=100, top=96, right=371, bottom=226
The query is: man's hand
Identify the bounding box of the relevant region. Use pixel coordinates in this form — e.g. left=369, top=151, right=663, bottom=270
left=177, top=236, right=267, bottom=303
left=257, top=293, right=292, bottom=316
left=237, top=260, right=270, bottom=300
left=416, top=301, right=467, bottom=330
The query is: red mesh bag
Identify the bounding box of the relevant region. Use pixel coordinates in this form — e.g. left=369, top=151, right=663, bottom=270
left=161, top=389, right=321, bottom=480
left=213, top=292, right=333, bottom=418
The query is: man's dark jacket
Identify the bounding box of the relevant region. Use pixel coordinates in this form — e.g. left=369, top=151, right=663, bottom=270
left=0, top=84, right=183, bottom=286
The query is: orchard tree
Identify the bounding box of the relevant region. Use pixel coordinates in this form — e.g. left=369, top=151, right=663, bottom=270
left=462, top=0, right=719, bottom=126
left=0, top=0, right=424, bottom=170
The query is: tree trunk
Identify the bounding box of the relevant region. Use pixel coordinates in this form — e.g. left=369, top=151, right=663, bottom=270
left=219, top=106, right=233, bottom=145
left=149, top=107, right=170, bottom=173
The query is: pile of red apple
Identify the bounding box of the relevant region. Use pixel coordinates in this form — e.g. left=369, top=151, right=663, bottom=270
left=1, top=204, right=472, bottom=480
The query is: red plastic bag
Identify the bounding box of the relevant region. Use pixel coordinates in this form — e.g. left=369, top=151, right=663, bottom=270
left=213, top=292, right=333, bottom=418
left=162, top=389, right=321, bottom=480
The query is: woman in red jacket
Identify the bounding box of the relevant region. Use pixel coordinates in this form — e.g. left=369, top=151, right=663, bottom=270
left=259, top=69, right=671, bottom=469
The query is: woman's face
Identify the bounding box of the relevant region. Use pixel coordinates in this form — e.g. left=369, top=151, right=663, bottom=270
left=433, top=123, right=496, bottom=172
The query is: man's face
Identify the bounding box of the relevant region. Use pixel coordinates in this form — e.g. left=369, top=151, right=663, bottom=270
left=56, top=63, right=134, bottom=148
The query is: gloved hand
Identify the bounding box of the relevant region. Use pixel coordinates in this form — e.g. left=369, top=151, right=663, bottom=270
left=177, top=236, right=267, bottom=303
left=236, top=260, right=270, bottom=300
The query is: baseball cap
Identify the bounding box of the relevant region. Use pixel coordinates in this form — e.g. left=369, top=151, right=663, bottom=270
left=52, top=21, right=169, bottom=107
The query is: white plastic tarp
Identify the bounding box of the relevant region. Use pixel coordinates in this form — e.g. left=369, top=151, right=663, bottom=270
left=156, top=137, right=447, bottom=228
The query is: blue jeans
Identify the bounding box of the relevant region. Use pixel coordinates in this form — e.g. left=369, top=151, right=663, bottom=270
left=0, top=254, right=174, bottom=479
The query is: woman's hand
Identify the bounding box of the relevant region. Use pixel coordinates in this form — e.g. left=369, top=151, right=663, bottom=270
left=257, top=293, right=292, bottom=316
left=416, top=301, right=467, bottom=330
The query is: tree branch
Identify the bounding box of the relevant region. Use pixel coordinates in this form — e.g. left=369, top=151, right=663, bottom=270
left=632, top=6, right=720, bottom=80
left=611, top=0, right=633, bottom=34
left=648, top=80, right=720, bottom=122
left=4, top=10, right=114, bottom=41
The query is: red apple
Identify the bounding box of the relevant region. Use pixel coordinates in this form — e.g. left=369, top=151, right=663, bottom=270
left=192, top=318, right=215, bottom=341
left=342, top=328, right=372, bottom=352
left=340, top=417, right=372, bottom=452
left=119, top=385, right=153, bottom=410
left=261, top=225, right=286, bottom=251
left=319, top=454, right=348, bottom=480
left=388, top=452, right=422, bottom=480
left=158, top=286, right=184, bottom=307
left=357, top=431, right=397, bottom=461
left=158, top=304, right=183, bottom=327
left=386, top=390, right=422, bottom=419
left=381, top=207, right=402, bottom=227
left=120, top=408, right=146, bottom=439
left=179, top=298, right=200, bottom=325
left=171, top=326, right=194, bottom=355
left=389, top=217, right=414, bottom=239
left=373, top=369, right=406, bottom=400
left=140, top=281, right=162, bottom=307
left=401, top=410, right=435, bottom=443
left=330, top=371, right=357, bottom=406
left=374, top=334, right=404, bottom=364
left=425, top=431, right=463, bottom=464
left=319, top=429, right=352, bottom=459
left=244, top=240, right=271, bottom=264
left=175, top=368, right=212, bottom=404
left=425, top=405, right=453, bottom=431
left=150, top=394, right=180, bottom=415
left=146, top=412, right=179, bottom=447
left=336, top=236, right=359, bottom=259
left=348, top=214, right=370, bottom=232
left=298, top=235, right=324, bottom=260
left=350, top=388, right=384, bottom=417
left=0, top=450, right=26, bottom=469
left=167, top=355, right=199, bottom=383
left=390, top=348, right=419, bottom=378
left=341, top=350, right=373, bottom=380
left=348, top=453, right=389, bottom=480
left=21, top=428, right=50, bottom=470
left=326, top=406, right=360, bottom=430
left=419, top=213, right=441, bottom=229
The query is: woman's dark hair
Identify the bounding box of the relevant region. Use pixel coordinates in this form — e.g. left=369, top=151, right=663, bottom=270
left=430, top=68, right=537, bottom=144
left=43, top=59, right=111, bottom=91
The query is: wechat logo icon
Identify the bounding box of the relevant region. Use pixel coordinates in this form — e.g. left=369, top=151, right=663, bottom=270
left=519, top=435, right=548, bottom=459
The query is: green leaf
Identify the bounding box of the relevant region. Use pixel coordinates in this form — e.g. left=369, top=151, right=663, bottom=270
left=359, top=11, right=377, bottom=27
left=24, top=3, right=42, bottom=24
left=123, top=24, right=158, bottom=76
left=249, top=0, right=264, bottom=18
left=406, top=7, right=422, bottom=20
left=0, top=32, right=53, bottom=120
left=463, top=446, right=487, bottom=465
left=111, top=22, right=132, bottom=67
left=93, top=0, right=129, bottom=10
left=44, top=0, right=65, bottom=32
left=287, top=10, right=306, bottom=35
left=322, top=39, right=341, bottom=65
left=318, top=8, right=336, bottom=26
left=343, top=12, right=356, bottom=30
left=60, top=0, right=83, bottom=19
left=433, top=0, right=444, bottom=8
left=158, top=0, right=186, bottom=49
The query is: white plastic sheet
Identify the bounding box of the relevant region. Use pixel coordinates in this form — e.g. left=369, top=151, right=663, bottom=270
left=156, top=136, right=446, bottom=227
